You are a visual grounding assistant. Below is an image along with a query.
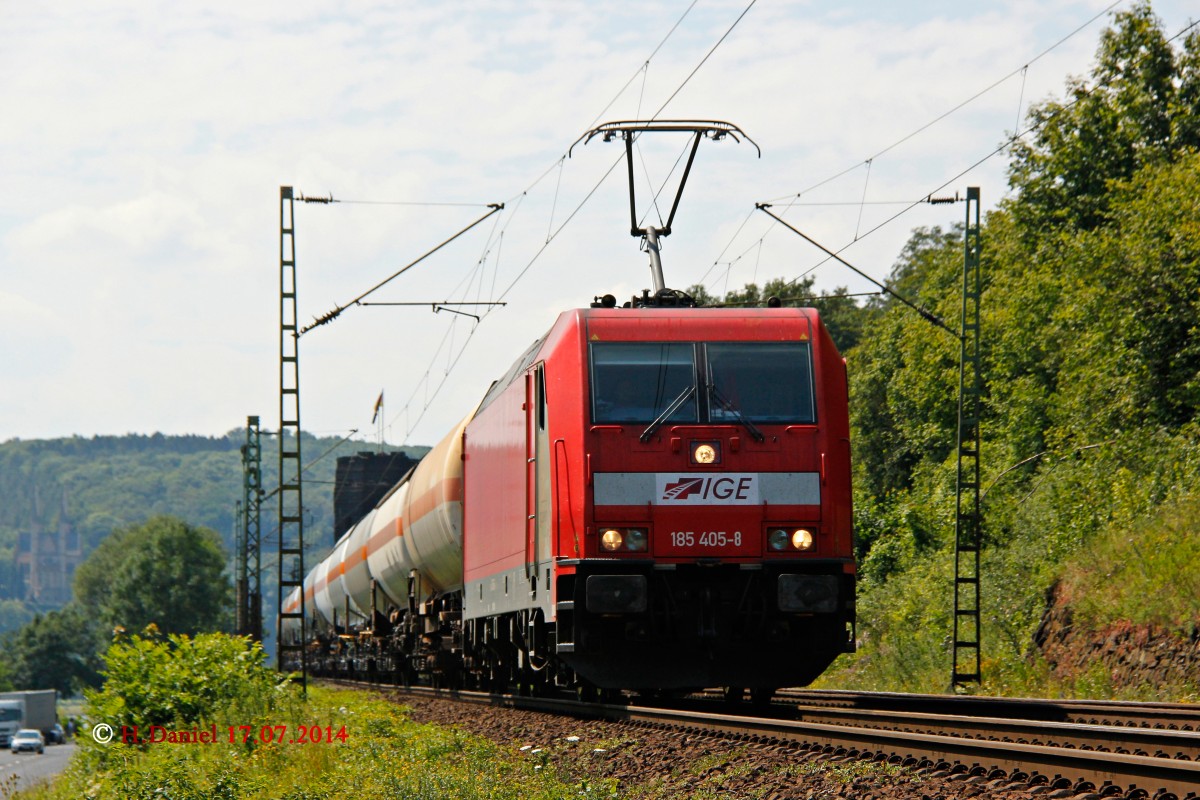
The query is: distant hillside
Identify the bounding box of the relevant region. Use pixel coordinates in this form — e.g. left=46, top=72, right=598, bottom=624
left=0, top=431, right=428, bottom=632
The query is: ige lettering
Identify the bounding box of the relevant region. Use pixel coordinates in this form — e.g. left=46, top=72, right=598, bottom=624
left=660, top=475, right=757, bottom=504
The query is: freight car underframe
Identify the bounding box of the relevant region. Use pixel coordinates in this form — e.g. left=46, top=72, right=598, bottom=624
left=305, top=559, right=855, bottom=699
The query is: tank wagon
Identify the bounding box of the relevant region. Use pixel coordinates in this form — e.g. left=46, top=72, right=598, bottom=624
left=283, top=303, right=855, bottom=699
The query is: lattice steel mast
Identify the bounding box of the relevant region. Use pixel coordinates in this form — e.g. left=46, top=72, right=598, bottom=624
left=277, top=186, right=307, bottom=690
left=952, top=187, right=983, bottom=688
left=239, top=415, right=263, bottom=641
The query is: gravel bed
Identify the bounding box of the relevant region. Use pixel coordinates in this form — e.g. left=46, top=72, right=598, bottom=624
left=387, top=691, right=1055, bottom=800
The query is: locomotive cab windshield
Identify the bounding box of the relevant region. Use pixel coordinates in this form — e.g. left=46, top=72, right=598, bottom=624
left=589, top=341, right=816, bottom=428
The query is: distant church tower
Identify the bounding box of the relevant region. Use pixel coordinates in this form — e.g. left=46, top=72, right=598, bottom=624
left=15, top=485, right=83, bottom=608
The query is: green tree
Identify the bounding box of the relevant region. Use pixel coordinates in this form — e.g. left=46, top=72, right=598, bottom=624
left=1008, top=2, right=1179, bottom=234
left=1173, top=29, right=1200, bottom=149
left=0, top=599, right=34, bottom=636
left=848, top=226, right=964, bottom=499
left=2, top=605, right=104, bottom=694
left=686, top=275, right=869, bottom=353
left=818, top=6, right=1200, bottom=693
left=74, top=515, right=232, bottom=636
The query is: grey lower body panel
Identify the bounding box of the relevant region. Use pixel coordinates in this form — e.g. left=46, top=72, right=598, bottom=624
left=464, top=562, right=554, bottom=621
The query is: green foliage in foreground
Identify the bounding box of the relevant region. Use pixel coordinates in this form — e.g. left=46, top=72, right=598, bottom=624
left=84, top=629, right=290, bottom=735
left=14, top=632, right=592, bottom=800
left=20, top=687, right=593, bottom=800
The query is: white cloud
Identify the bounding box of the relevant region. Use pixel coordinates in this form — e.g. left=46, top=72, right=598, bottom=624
left=1, top=0, right=1192, bottom=443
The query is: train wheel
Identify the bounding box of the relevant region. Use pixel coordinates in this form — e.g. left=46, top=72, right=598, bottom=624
left=749, top=687, right=776, bottom=707
left=722, top=686, right=745, bottom=705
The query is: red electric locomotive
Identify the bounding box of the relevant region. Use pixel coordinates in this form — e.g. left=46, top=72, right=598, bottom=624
left=459, top=302, right=855, bottom=697
left=284, top=121, right=855, bottom=699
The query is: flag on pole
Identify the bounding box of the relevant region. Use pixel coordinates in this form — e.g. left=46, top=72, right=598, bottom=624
left=371, top=391, right=384, bottom=423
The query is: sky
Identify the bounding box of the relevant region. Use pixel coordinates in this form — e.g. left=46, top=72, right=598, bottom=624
left=2, top=0, right=1195, bottom=448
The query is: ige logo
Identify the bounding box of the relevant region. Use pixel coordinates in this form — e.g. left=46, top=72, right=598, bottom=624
left=662, top=478, right=704, bottom=501
left=656, top=474, right=759, bottom=505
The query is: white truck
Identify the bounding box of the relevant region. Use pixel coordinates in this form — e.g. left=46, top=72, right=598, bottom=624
left=0, top=690, right=57, bottom=746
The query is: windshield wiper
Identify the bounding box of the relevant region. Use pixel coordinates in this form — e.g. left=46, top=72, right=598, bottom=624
left=708, top=382, right=765, bottom=442
left=639, top=385, right=696, bottom=443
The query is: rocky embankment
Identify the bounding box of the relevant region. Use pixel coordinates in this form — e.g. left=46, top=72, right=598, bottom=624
left=1033, top=583, right=1200, bottom=697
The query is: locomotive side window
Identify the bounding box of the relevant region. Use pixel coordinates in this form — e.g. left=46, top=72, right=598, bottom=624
left=706, top=342, right=816, bottom=424
left=591, top=343, right=698, bottom=424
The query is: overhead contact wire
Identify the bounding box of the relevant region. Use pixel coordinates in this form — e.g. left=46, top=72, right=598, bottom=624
left=756, top=15, right=1200, bottom=312
left=650, top=0, right=758, bottom=121
left=763, top=0, right=1125, bottom=204
left=704, top=1, right=1134, bottom=300
left=389, top=0, right=755, bottom=439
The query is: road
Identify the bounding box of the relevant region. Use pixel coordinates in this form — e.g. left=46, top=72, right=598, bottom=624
left=0, top=740, right=76, bottom=794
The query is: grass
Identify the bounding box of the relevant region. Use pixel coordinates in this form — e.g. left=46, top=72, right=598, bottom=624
left=9, top=687, right=590, bottom=800
left=1061, top=495, right=1200, bottom=631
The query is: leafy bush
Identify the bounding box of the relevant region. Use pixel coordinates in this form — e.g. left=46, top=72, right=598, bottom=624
left=82, top=630, right=296, bottom=756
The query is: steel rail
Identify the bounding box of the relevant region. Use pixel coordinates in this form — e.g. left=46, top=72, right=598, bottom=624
left=775, top=689, right=1200, bottom=730
left=739, top=702, right=1200, bottom=761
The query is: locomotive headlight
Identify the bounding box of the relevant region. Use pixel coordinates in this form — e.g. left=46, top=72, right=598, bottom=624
left=768, top=528, right=790, bottom=551
left=791, top=529, right=815, bottom=551
left=600, top=529, right=624, bottom=552
left=625, top=528, right=648, bottom=552
left=769, top=527, right=815, bottom=551
left=690, top=441, right=721, bottom=465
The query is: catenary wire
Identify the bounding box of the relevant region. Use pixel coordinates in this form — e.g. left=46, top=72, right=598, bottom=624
left=703, top=1, right=1170, bottom=299
left=760, top=0, right=1125, bottom=204
left=338, top=0, right=756, bottom=443
left=700, top=0, right=1129, bottom=294
left=762, top=15, right=1200, bottom=300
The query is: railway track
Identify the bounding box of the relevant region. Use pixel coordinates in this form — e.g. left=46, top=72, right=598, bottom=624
left=772, top=689, right=1200, bottom=731
left=329, top=679, right=1200, bottom=798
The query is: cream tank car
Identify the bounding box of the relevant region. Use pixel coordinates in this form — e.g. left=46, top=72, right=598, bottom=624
left=307, top=414, right=472, bottom=629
